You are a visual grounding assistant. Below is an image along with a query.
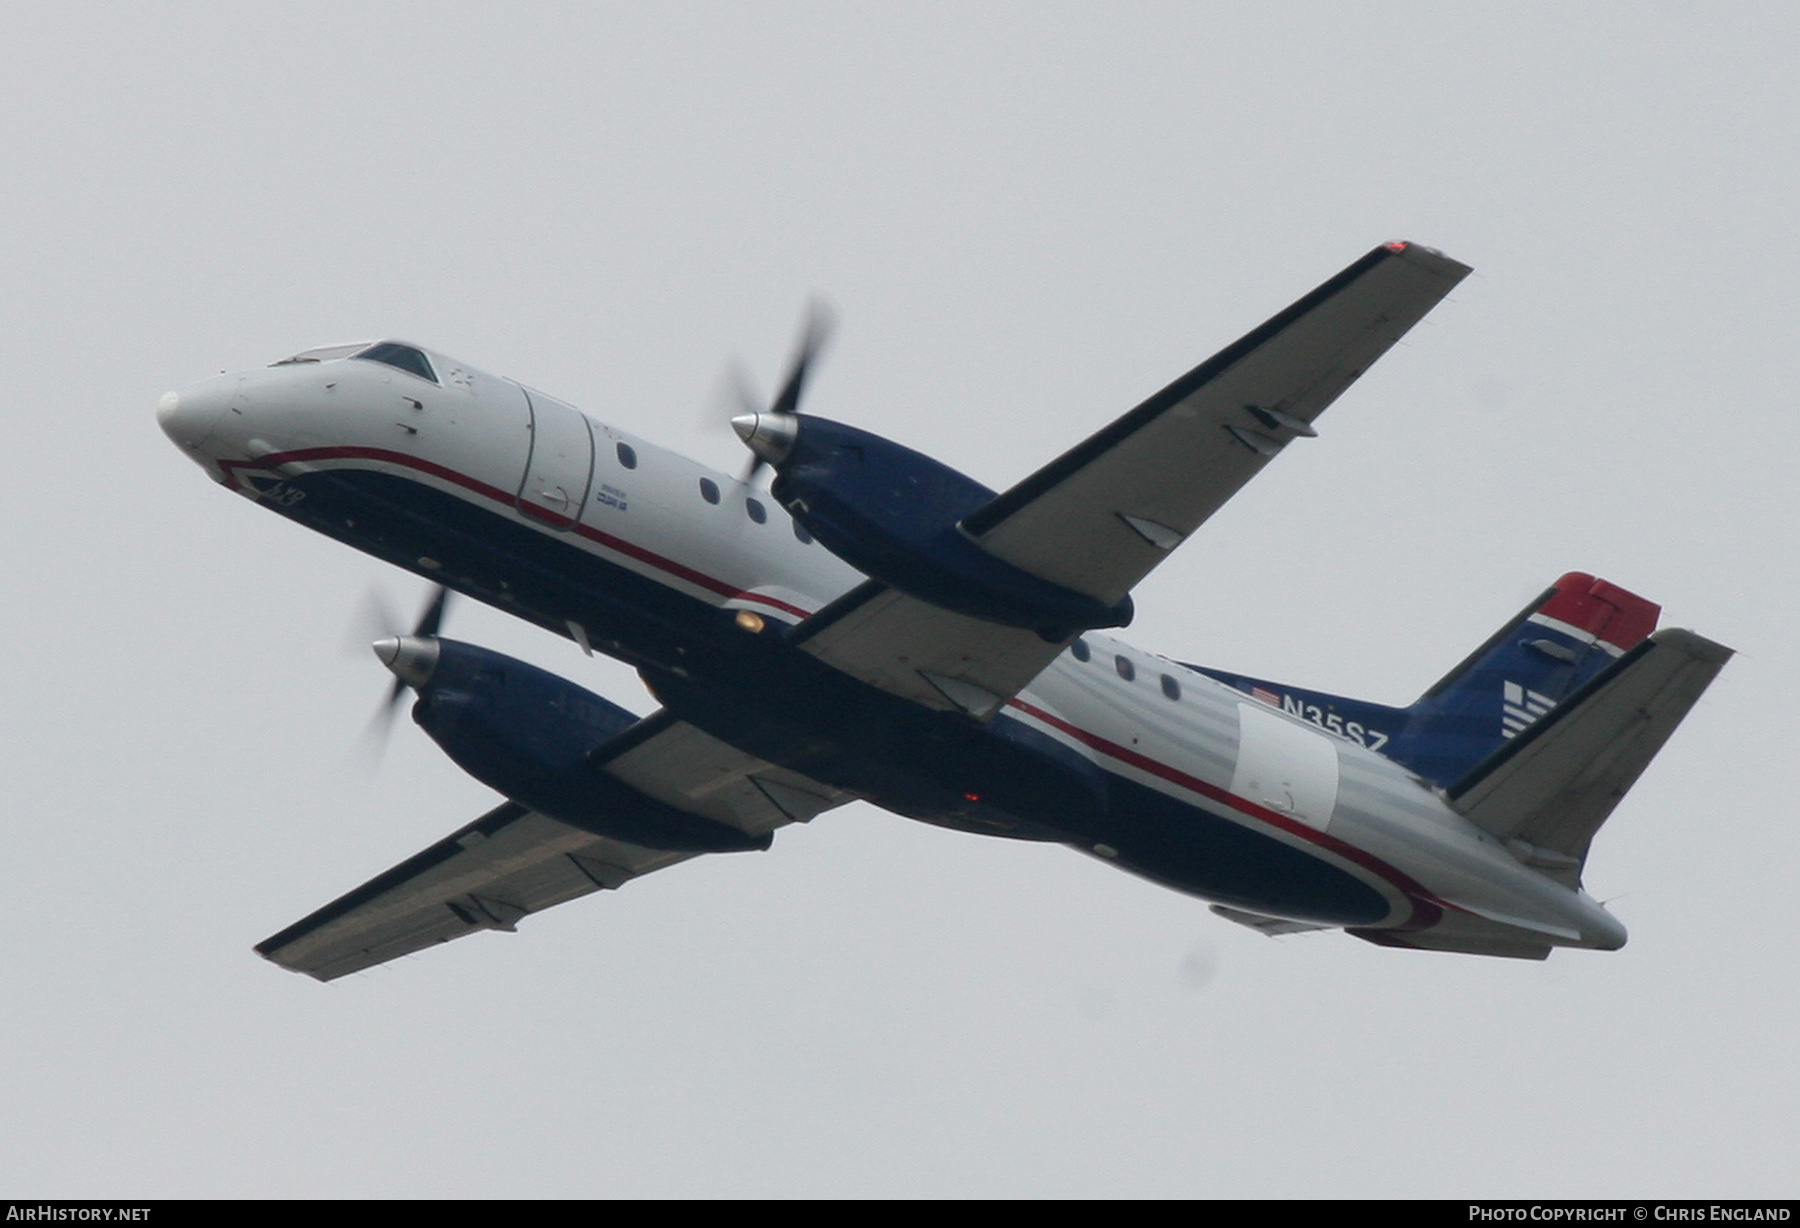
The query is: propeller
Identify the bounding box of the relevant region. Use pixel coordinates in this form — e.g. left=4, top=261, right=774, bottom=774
left=352, top=583, right=452, bottom=763
left=723, top=300, right=834, bottom=483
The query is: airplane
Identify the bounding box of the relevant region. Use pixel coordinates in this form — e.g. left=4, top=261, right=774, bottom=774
left=156, top=241, right=1731, bottom=980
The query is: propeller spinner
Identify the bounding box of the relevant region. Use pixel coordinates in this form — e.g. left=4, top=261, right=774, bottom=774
left=357, top=584, right=452, bottom=761
left=727, top=300, right=834, bottom=482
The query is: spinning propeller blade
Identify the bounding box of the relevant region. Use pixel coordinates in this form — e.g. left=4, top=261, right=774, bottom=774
left=354, top=584, right=452, bottom=764
left=724, top=300, right=834, bottom=483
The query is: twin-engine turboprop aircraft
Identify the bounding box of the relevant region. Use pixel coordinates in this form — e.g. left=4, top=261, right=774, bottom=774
left=158, top=242, right=1730, bottom=979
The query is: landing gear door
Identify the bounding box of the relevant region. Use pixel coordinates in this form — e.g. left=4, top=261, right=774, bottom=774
left=516, top=386, right=596, bottom=531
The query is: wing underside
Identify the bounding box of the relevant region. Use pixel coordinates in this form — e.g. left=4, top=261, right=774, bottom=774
left=259, top=716, right=854, bottom=980
left=796, top=242, right=1471, bottom=715
left=255, top=802, right=689, bottom=981
left=791, top=580, right=1065, bottom=718
left=964, top=242, right=1472, bottom=604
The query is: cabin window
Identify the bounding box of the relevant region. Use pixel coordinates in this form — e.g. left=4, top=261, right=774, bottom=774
left=354, top=342, right=437, bottom=384
left=699, top=478, right=720, bottom=505
left=1160, top=674, right=1181, bottom=701
left=1069, top=638, right=1090, bottom=662
left=793, top=521, right=813, bottom=545
left=745, top=498, right=768, bottom=524
left=1115, top=654, right=1135, bottom=682
left=616, top=442, right=638, bottom=470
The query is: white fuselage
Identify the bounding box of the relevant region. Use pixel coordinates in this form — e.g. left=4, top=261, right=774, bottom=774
left=158, top=346, right=1627, bottom=955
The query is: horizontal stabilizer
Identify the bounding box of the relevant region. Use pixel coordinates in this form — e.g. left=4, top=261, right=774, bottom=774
left=1446, top=628, right=1732, bottom=887
left=1352, top=921, right=1552, bottom=961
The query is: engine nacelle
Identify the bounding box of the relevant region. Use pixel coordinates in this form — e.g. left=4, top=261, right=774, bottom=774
left=759, top=415, right=1131, bottom=635
left=407, top=639, right=771, bottom=853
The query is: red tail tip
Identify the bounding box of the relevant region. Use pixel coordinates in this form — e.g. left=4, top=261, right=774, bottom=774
left=1540, top=572, right=1660, bottom=653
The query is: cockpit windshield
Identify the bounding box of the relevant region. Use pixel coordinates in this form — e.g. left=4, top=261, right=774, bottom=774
left=271, top=341, right=371, bottom=366
left=352, top=341, right=438, bottom=384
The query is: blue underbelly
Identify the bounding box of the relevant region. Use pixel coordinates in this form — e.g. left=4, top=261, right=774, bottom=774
left=270, top=465, right=1390, bottom=926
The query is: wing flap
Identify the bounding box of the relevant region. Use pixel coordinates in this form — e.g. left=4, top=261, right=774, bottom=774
left=964, top=242, right=1471, bottom=603
left=1447, top=628, right=1733, bottom=885
left=793, top=580, right=1067, bottom=718
left=599, top=716, right=852, bottom=832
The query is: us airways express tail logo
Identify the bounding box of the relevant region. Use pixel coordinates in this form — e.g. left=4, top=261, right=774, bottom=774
left=1502, top=681, right=1554, bottom=740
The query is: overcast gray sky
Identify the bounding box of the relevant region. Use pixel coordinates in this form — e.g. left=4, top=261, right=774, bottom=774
left=2, top=1, right=1793, bottom=1197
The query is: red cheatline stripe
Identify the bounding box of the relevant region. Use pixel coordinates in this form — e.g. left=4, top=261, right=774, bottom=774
left=225, top=446, right=815, bottom=620
left=1005, top=696, right=1446, bottom=926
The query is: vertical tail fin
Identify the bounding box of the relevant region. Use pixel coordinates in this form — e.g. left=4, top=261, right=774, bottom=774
left=1189, top=573, right=1663, bottom=789
left=1389, top=573, right=1661, bottom=786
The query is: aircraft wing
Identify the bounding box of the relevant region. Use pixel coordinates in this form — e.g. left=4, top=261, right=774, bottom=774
left=795, top=242, right=1470, bottom=716
left=257, top=715, right=854, bottom=980
left=961, top=241, right=1472, bottom=604
left=792, top=580, right=1064, bottom=717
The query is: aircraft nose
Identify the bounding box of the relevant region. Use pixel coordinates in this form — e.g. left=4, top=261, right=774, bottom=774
left=155, top=375, right=238, bottom=452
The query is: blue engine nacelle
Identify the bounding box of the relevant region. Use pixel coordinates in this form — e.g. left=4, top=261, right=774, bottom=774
left=406, top=638, right=771, bottom=853
left=760, top=415, right=1132, bottom=635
